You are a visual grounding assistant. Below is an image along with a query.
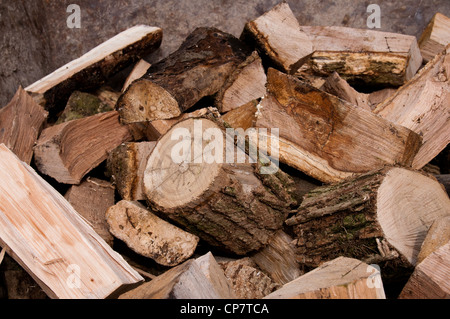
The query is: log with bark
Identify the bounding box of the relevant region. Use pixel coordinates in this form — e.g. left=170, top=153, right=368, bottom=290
left=254, top=68, right=422, bottom=183
left=64, top=177, right=116, bottom=247
left=240, top=1, right=313, bottom=74
left=0, top=86, right=48, bottom=164
left=142, top=117, right=296, bottom=255
left=374, top=44, right=450, bottom=169
left=264, top=256, right=386, bottom=299
left=25, top=25, right=162, bottom=116
left=299, top=26, right=423, bottom=87
left=105, top=200, right=199, bottom=267
left=117, top=27, right=250, bottom=124
left=419, top=13, right=450, bottom=63
left=0, top=144, right=143, bottom=299
left=285, top=167, right=450, bottom=277
left=34, top=111, right=133, bottom=184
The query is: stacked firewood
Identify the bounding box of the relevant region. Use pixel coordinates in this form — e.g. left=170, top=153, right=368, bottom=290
left=0, top=2, right=449, bottom=299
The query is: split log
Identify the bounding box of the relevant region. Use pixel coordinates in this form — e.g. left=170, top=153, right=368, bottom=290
left=195, top=252, right=236, bottom=299
left=219, top=258, right=279, bottom=299
left=119, top=259, right=220, bottom=299
left=25, top=25, right=162, bottom=115
left=122, top=59, right=151, bottom=92
left=399, top=240, right=450, bottom=299
left=221, top=99, right=258, bottom=131
left=285, top=167, right=450, bottom=275
left=250, top=230, right=302, bottom=285
left=117, top=27, right=249, bottom=124
left=142, top=117, right=296, bottom=255
left=95, top=87, right=121, bottom=110
left=0, top=144, right=143, bottom=299
left=240, top=2, right=313, bottom=74
left=0, top=86, right=48, bottom=164
left=64, top=177, right=115, bottom=247
left=105, top=200, right=199, bottom=267
left=254, top=68, right=422, bottom=183
left=419, top=13, right=450, bottom=63
left=106, top=141, right=156, bottom=201
left=215, top=51, right=267, bottom=113
left=374, top=44, right=450, bottom=169
left=416, top=216, right=450, bottom=264
left=34, top=111, right=133, bottom=184
left=367, top=88, right=397, bottom=110
left=299, top=26, right=423, bottom=87
left=264, top=257, right=386, bottom=299
left=56, top=91, right=114, bottom=124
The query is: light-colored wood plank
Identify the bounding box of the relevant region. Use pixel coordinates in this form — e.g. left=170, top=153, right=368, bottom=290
left=0, top=144, right=143, bottom=299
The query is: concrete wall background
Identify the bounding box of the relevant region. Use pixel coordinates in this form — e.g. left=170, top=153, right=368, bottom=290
left=1, top=0, right=450, bottom=107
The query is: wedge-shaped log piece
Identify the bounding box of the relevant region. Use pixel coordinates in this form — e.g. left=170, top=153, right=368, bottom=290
left=286, top=167, right=450, bottom=276
left=122, top=59, right=151, bottom=92
left=300, top=26, right=422, bottom=86
left=195, top=252, right=236, bottom=299
left=0, top=144, right=143, bottom=299
left=399, top=240, right=450, bottom=299
left=255, top=68, right=422, bottom=183
left=34, top=111, right=132, bottom=184
left=419, top=13, right=450, bottom=63
left=215, top=51, right=267, bottom=113
left=106, top=141, right=156, bottom=201
left=416, top=216, right=450, bottom=264
left=106, top=200, right=199, bottom=267
left=143, top=117, right=296, bottom=255
left=265, top=257, right=386, bottom=299
left=240, top=2, right=313, bottom=74
left=25, top=25, right=162, bottom=114
left=117, top=27, right=249, bottom=124
left=119, top=259, right=220, bottom=299
left=0, top=86, right=48, bottom=164
left=64, top=178, right=115, bottom=247
left=374, top=44, right=450, bottom=169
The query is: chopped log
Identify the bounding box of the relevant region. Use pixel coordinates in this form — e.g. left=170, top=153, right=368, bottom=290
left=117, top=27, right=249, bottom=124
left=56, top=91, right=114, bottom=124
left=320, top=72, right=371, bottom=111
left=416, top=216, right=450, bottom=264
left=367, top=88, right=396, bottom=110
left=0, top=144, right=143, bottom=299
left=264, top=257, right=386, bottom=299
left=0, top=86, right=48, bottom=164
left=374, top=44, right=450, bottom=169
left=215, top=51, right=267, bottom=113
left=106, top=200, right=199, bottom=267
left=119, top=259, right=220, bottom=299
left=25, top=25, right=162, bottom=114
left=254, top=68, right=422, bottom=183
left=240, top=2, right=313, bottom=74
left=142, top=117, right=296, bottom=255
left=195, top=252, right=236, bottom=299
left=64, top=177, right=116, bottom=247
left=399, top=240, right=450, bottom=299
left=34, top=111, right=133, bottom=184
left=300, top=26, right=423, bottom=86
left=106, top=141, right=156, bottom=201
left=122, top=59, right=151, bottom=92
left=285, top=167, right=450, bottom=275
left=221, top=99, right=258, bottom=130
left=419, top=13, right=450, bottom=63
left=250, top=230, right=302, bottom=285
left=220, top=258, right=279, bottom=299
left=95, top=87, right=121, bottom=110
left=436, top=174, right=450, bottom=196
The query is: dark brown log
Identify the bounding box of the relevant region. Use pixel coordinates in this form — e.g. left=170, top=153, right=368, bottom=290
left=436, top=174, right=450, bottom=196
left=117, top=27, right=250, bottom=124
left=0, top=86, right=48, bottom=164
left=142, top=117, right=296, bottom=255
left=285, top=167, right=450, bottom=277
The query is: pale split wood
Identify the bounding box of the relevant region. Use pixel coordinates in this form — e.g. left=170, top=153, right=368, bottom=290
left=0, top=144, right=143, bottom=299
left=122, top=59, right=151, bottom=92
left=419, top=13, right=450, bottom=62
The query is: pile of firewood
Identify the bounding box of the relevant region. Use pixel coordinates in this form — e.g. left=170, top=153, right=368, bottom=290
left=0, top=2, right=449, bottom=299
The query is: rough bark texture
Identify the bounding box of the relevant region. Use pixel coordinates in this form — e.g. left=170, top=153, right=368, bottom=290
left=117, top=27, right=250, bottom=123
